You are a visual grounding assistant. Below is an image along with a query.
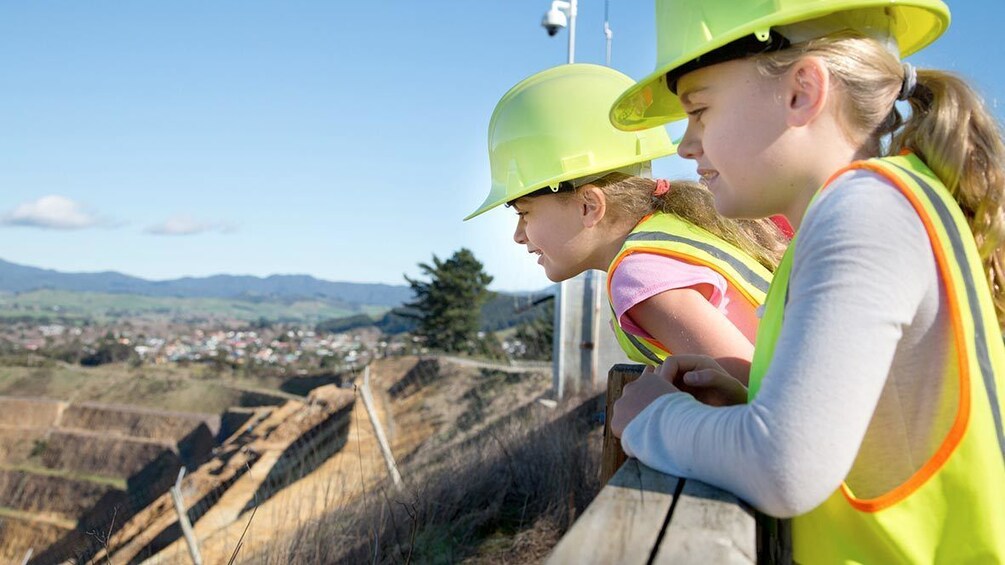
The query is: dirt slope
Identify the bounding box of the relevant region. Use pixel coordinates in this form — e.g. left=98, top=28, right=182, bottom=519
left=71, top=355, right=550, bottom=565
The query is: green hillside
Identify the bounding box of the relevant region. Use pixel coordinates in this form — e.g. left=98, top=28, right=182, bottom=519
left=0, top=290, right=388, bottom=323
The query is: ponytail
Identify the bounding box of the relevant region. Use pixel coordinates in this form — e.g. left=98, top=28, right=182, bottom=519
left=891, top=71, right=1005, bottom=325
left=756, top=34, right=1005, bottom=327
left=591, top=174, right=786, bottom=271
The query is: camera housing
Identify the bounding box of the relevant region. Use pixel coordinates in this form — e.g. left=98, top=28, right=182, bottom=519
left=541, top=8, right=568, bottom=36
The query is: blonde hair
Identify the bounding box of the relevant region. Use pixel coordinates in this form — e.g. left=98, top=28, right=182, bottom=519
left=588, top=174, right=786, bottom=271
left=754, top=34, right=1005, bottom=327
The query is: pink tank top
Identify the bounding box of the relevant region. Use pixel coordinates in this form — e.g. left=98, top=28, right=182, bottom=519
left=609, top=252, right=760, bottom=344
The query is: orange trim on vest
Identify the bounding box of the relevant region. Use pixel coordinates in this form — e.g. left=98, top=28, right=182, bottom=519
left=608, top=246, right=762, bottom=310
left=824, top=160, right=971, bottom=513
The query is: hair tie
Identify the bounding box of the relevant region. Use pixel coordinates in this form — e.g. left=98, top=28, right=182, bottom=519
left=653, top=179, right=671, bottom=197
left=898, top=62, right=917, bottom=101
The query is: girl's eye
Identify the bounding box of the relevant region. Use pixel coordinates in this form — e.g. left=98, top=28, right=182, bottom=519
left=686, top=107, right=706, bottom=120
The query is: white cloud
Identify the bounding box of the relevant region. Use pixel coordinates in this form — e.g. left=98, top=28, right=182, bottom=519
left=2, top=195, right=101, bottom=230
left=145, top=215, right=235, bottom=236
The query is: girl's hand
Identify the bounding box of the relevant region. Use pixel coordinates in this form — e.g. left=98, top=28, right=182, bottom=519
left=658, top=354, right=748, bottom=407
left=611, top=366, right=680, bottom=438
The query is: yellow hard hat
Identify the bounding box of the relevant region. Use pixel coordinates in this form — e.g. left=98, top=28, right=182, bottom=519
left=610, top=0, right=950, bottom=131
left=465, top=63, right=676, bottom=220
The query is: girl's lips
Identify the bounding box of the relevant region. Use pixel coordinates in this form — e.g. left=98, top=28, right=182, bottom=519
left=697, top=169, right=719, bottom=188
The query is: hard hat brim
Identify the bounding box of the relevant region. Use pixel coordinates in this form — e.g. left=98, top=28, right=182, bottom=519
left=610, top=0, right=950, bottom=132
left=463, top=146, right=677, bottom=221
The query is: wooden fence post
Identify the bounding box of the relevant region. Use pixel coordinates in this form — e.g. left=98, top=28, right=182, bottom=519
left=600, top=363, right=646, bottom=484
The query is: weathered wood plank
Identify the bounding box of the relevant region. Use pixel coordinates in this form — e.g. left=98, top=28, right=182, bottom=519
left=601, top=364, right=645, bottom=484
left=653, top=478, right=757, bottom=564
left=546, top=459, right=680, bottom=565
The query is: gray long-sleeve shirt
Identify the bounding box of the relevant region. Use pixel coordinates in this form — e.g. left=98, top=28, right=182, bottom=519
left=622, top=169, right=952, bottom=518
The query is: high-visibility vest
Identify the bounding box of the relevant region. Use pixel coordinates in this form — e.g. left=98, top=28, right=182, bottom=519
left=749, top=154, right=1005, bottom=563
left=606, top=211, right=772, bottom=365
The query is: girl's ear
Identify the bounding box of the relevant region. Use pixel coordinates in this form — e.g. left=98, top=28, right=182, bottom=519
left=785, top=56, right=829, bottom=127
left=579, top=185, right=607, bottom=228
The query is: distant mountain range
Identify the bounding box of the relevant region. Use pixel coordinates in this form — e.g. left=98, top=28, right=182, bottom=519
left=0, top=258, right=414, bottom=308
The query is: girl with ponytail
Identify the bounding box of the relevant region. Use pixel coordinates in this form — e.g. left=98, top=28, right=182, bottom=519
left=610, top=2, right=1005, bottom=562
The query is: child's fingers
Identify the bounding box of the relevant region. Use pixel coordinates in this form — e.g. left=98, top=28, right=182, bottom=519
left=658, top=355, right=722, bottom=381
left=678, top=369, right=748, bottom=407
left=682, top=369, right=717, bottom=387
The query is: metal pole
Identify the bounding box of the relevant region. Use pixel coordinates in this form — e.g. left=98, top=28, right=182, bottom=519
left=567, top=0, right=578, bottom=64
left=552, top=280, right=567, bottom=398
left=580, top=270, right=597, bottom=389
left=604, top=0, right=613, bottom=66
left=589, top=271, right=600, bottom=386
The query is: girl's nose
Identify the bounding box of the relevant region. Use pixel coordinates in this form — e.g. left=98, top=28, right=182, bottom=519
left=513, top=217, right=527, bottom=244
left=677, top=122, right=702, bottom=161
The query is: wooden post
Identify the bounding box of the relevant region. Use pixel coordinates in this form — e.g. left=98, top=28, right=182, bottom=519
left=600, top=363, right=645, bottom=484
left=170, top=467, right=203, bottom=565
left=359, top=365, right=403, bottom=488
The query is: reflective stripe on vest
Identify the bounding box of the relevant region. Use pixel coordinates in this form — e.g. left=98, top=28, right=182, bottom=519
left=749, top=154, right=1005, bottom=563
left=607, top=211, right=772, bottom=366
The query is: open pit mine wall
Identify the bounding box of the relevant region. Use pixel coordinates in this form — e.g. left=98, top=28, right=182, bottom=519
left=0, top=397, right=218, bottom=565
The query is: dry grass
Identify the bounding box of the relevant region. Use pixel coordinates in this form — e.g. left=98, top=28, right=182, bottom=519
left=0, top=512, right=72, bottom=563
left=0, top=361, right=296, bottom=415
left=251, top=391, right=604, bottom=564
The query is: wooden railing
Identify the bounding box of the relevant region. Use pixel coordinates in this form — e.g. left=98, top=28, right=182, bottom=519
left=548, top=364, right=792, bottom=564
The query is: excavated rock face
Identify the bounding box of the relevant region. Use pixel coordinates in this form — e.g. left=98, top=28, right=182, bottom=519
left=12, top=355, right=558, bottom=565
left=59, top=403, right=221, bottom=442
left=235, top=356, right=599, bottom=565
left=387, top=357, right=444, bottom=399
left=80, top=384, right=356, bottom=565
left=0, top=470, right=115, bottom=517
left=0, top=517, right=69, bottom=564
left=0, top=396, right=219, bottom=565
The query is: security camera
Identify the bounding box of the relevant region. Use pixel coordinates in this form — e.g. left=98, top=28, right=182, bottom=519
left=541, top=7, right=568, bottom=36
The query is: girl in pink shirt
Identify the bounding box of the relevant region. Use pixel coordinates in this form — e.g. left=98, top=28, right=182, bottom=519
left=466, top=64, right=786, bottom=395
left=611, top=249, right=759, bottom=345
left=582, top=176, right=783, bottom=386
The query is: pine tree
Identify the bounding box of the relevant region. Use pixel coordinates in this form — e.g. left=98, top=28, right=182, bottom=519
left=404, top=248, right=494, bottom=353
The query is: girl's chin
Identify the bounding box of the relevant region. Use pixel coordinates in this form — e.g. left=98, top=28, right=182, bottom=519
left=542, top=265, right=570, bottom=283
left=711, top=191, right=745, bottom=218
left=544, top=271, right=565, bottom=283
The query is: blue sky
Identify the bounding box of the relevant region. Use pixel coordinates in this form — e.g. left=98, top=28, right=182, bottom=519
left=1, top=1, right=1002, bottom=292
